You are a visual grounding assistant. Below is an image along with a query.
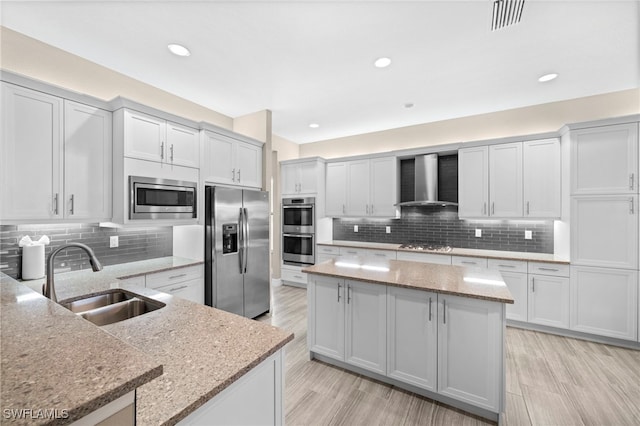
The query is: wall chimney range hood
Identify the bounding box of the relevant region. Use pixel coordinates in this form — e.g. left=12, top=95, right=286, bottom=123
left=396, top=154, right=458, bottom=207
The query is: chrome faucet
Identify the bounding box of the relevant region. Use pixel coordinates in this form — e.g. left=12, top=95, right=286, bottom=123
left=43, top=242, right=103, bottom=302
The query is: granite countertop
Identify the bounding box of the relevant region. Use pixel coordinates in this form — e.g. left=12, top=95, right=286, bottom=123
left=303, top=256, right=514, bottom=304
left=318, top=240, right=570, bottom=264
left=6, top=257, right=294, bottom=425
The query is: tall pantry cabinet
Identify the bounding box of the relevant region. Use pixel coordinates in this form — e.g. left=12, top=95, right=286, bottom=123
left=569, top=122, right=639, bottom=341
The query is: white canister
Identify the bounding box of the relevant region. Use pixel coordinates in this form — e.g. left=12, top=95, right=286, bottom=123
left=22, top=244, right=45, bottom=280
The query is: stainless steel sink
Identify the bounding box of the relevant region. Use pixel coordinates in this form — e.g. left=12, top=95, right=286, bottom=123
left=61, top=290, right=165, bottom=326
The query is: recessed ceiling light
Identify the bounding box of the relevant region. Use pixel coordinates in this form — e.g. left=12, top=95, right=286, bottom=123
left=374, top=57, right=391, bottom=68
left=538, top=73, right=558, bottom=82
left=309, top=123, right=320, bottom=129
left=404, top=103, right=414, bottom=109
left=168, top=43, right=191, bottom=57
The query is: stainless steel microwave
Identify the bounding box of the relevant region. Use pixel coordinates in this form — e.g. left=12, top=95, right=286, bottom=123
left=129, top=176, right=197, bottom=220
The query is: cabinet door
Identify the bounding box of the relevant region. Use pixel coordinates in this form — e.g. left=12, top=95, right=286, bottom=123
left=1, top=83, right=63, bottom=221
left=387, top=287, right=437, bottom=391
left=458, top=146, right=489, bottom=217
left=489, top=142, right=523, bottom=217
left=345, top=280, right=386, bottom=375
left=571, top=123, right=639, bottom=195
left=280, top=164, right=299, bottom=195
left=64, top=101, right=112, bottom=220
left=236, top=141, right=262, bottom=188
left=307, top=277, right=345, bottom=360
left=298, top=161, right=318, bottom=194
left=571, top=195, right=638, bottom=269
left=155, top=278, right=204, bottom=305
left=501, top=272, right=528, bottom=322
left=437, top=294, right=502, bottom=412
left=346, top=160, right=370, bottom=216
left=523, top=138, right=561, bottom=218
left=451, top=256, right=488, bottom=268
left=203, top=132, right=234, bottom=185
left=123, top=110, right=165, bottom=162
left=325, top=162, right=348, bottom=216
left=570, top=266, right=638, bottom=341
left=166, top=122, right=199, bottom=168
left=528, top=274, right=570, bottom=328
left=369, top=157, right=398, bottom=217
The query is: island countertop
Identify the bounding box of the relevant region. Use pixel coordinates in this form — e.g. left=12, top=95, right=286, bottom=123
left=6, top=257, right=294, bottom=425
left=303, top=257, right=514, bottom=304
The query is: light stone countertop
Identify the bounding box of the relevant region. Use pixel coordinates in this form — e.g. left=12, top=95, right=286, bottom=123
left=303, top=256, right=514, bottom=304
left=319, top=240, right=570, bottom=264
left=6, top=257, right=294, bottom=426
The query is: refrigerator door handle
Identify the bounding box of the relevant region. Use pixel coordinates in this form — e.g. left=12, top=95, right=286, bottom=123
left=238, top=207, right=245, bottom=274
left=243, top=207, right=249, bottom=273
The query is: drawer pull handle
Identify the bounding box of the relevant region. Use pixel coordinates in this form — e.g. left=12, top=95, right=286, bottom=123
left=538, top=267, right=558, bottom=272
left=498, top=264, right=516, bottom=268
left=169, top=285, right=188, bottom=292
left=169, top=273, right=187, bottom=280
left=461, top=261, right=476, bottom=264
left=374, top=253, right=386, bottom=257
left=293, top=275, right=303, bottom=279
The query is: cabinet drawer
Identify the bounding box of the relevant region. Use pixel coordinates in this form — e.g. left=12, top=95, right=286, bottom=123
left=396, top=251, right=451, bottom=265
left=119, top=275, right=146, bottom=287
left=154, top=278, right=203, bottom=304
left=487, top=258, right=527, bottom=273
left=452, top=256, right=488, bottom=268
left=339, top=247, right=365, bottom=256
left=317, top=245, right=340, bottom=255
left=146, top=265, right=203, bottom=289
left=316, top=254, right=339, bottom=264
left=281, top=267, right=308, bottom=284
left=528, top=262, right=570, bottom=277
left=368, top=249, right=397, bottom=260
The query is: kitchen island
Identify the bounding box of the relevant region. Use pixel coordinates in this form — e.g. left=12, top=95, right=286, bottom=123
left=303, top=257, right=513, bottom=423
left=2, top=258, right=294, bottom=425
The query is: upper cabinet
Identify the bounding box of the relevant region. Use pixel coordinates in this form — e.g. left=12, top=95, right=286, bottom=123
left=281, top=158, right=325, bottom=196
left=325, top=156, right=398, bottom=218
left=118, top=109, right=199, bottom=168
left=202, top=130, right=262, bottom=189
left=0, top=83, right=111, bottom=223
left=458, top=139, right=560, bottom=219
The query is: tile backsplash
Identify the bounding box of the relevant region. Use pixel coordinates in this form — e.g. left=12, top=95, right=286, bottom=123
left=333, top=206, right=554, bottom=253
left=0, top=224, right=173, bottom=279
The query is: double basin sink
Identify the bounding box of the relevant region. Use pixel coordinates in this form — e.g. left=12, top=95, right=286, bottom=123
left=61, top=290, right=165, bottom=327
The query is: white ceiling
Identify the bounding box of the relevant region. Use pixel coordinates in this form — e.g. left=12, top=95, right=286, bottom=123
left=1, top=1, right=638, bottom=144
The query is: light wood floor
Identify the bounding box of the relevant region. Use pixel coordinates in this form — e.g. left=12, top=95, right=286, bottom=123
left=258, top=285, right=640, bottom=425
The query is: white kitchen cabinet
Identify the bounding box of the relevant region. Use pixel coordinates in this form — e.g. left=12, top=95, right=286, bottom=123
left=347, top=159, right=370, bottom=216
left=437, top=294, right=502, bottom=412
left=325, top=162, right=348, bottom=216
left=338, top=247, right=396, bottom=260
left=202, top=130, right=263, bottom=188
left=1, top=83, right=62, bottom=221
left=344, top=279, right=387, bottom=375
left=571, top=195, right=638, bottom=269
left=121, top=109, right=199, bottom=168
left=387, top=286, right=437, bottom=391
left=458, top=146, right=489, bottom=217
left=523, top=138, right=561, bottom=218
left=452, top=256, right=488, bottom=268
left=570, top=266, right=638, bottom=341
left=396, top=251, right=452, bottom=265
left=316, top=245, right=340, bottom=265
left=281, top=159, right=324, bottom=196
left=64, top=100, right=112, bottom=221
left=571, top=123, right=639, bottom=195
left=528, top=273, right=570, bottom=329
left=280, top=264, right=308, bottom=288
left=500, top=272, right=528, bottom=322
left=146, top=265, right=204, bottom=305
left=489, top=142, right=523, bottom=217
left=369, top=156, right=399, bottom=217
left=307, top=276, right=345, bottom=360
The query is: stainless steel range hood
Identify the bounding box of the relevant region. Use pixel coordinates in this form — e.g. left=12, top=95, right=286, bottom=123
left=396, top=154, right=458, bottom=207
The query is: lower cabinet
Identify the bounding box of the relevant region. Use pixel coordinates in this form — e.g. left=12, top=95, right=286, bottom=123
left=437, top=294, right=502, bottom=412
left=570, top=266, right=638, bottom=341
left=500, top=272, right=528, bottom=322
left=146, top=265, right=204, bottom=305
left=527, top=273, right=570, bottom=328
left=308, top=276, right=505, bottom=416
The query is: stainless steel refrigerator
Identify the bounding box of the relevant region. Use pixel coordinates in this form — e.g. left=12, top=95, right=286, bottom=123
left=205, top=186, right=270, bottom=318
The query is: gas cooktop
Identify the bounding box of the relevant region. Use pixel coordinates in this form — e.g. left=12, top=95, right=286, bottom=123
left=398, top=243, right=453, bottom=253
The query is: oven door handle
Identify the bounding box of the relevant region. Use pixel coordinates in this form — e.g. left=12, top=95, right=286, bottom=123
left=282, top=205, right=313, bottom=209
left=283, top=233, right=313, bottom=238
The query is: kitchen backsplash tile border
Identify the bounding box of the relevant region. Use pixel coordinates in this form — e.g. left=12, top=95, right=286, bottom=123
left=0, top=224, right=173, bottom=280
left=332, top=206, right=554, bottom=253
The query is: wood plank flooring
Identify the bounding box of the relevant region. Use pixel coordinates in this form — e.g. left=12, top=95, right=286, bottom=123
left=258, top=285, right=640, bottom=425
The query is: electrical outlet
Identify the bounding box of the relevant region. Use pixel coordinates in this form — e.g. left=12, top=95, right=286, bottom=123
left=353, top=225, right=358, bottom=233
left=475, top=229, right=482, bottom=238
left=524, top=230, right=532, bottom=240
left=386, top=226, right=391, bottom=234
left=110, top=236, right=119, bottom=248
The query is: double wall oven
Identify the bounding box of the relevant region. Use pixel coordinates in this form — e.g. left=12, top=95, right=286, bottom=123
left=282, top=197, right=315, bottom=266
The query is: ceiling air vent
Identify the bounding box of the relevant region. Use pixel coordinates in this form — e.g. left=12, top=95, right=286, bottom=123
left=491, top=0, right=525, bottom=31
